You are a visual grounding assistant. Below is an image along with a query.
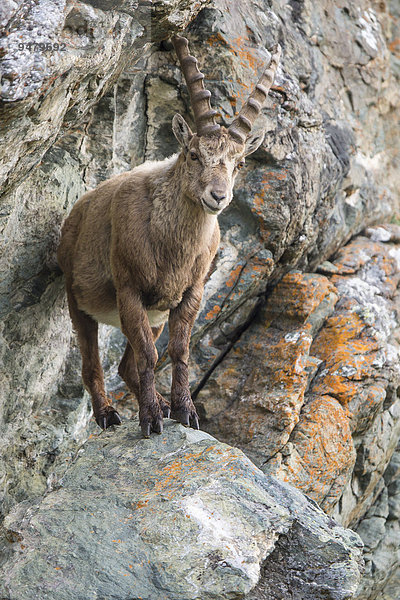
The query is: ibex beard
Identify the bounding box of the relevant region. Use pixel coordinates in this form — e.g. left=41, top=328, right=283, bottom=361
left=57, top=35, right=281, bottom=438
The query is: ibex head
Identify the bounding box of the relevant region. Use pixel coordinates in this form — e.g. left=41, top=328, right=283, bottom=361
left=171, top=35, right=281, bottom=215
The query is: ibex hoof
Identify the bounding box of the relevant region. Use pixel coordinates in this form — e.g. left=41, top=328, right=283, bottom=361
left=141, top=423, right=151, bottom=438
left=141, top=417, right=163, bottom=438
left=172, top=408, right=200, bottom=430
left=157, top=392, right=171, bottom=419
left=96, top=408, right=122, bottom=430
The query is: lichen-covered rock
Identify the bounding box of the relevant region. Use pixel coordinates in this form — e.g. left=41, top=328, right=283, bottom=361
left=195, top=274, right=337, bottom=468
left=271, top=394, right=356, bottom=515
left=196, top=229, right=400, bottom=528
left=0, top=422, right=363, bottom=600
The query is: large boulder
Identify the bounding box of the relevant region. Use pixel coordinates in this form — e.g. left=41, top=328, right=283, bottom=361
left=0, top=422, right=364, bottom=600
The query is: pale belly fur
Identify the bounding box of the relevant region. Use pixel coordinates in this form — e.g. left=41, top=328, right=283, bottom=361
left=89, top=308, right=169, bottom=329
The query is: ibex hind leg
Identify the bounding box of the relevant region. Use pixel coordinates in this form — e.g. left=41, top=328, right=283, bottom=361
left=118, top=329, right=171, bottom=419
left=65, top=281, right=121, bottom=430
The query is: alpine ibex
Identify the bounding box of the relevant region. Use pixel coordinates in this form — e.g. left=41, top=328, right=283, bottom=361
left=57, top=35, right=281, bottom=437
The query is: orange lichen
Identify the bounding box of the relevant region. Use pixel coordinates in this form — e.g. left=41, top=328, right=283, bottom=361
left=310, top=303, right=380, bottom=406
left=205, top=304, right=222, bottom=321
left=207, top=33, right=266, bottom=108
left=229, top=36, right=264, bottom=75
left=311, top=376, right=360, bottom=405
left=264, top=272, right=337, bottom=325
left=133, top=500, right=149, bottom=510
left=132, top=446, right=241, bottom=508
left=206, top=32, right=227, bottom=47
left=249, top=171, right=289, bottom=242
left=311, top=313, right=366, bottom=354
left=225, top=265, right=242, bottom=288
left=206, top=31, right=262, bottom=72
left=332, top=238, right=396, bottom=278
left=262, top=329, right=312, bottom=396
left=388, top=37, right=400, bottom=53
left=110, top=390, right=125, bottom=401
left=277, top=395, right=355, bottom=512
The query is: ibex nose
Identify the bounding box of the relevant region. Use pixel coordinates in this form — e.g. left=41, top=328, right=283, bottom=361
left=211, top=190, right=226, bottom=203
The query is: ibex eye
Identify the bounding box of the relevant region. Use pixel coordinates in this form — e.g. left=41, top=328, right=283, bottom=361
left=237, top=161, right=245, bottom=169
left=190, top=151, right=198, bottom=161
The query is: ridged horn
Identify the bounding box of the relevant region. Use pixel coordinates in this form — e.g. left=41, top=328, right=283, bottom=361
left=172, top=34, right=220, bottom=137
left=228, top=43, right=281, bottom=144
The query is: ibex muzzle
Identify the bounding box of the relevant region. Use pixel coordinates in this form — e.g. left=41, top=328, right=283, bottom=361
left=57, top=33, right=281, bottom=437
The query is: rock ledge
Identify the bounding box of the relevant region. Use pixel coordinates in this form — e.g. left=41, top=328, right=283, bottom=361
left=0, top=421, right=363, bottom=600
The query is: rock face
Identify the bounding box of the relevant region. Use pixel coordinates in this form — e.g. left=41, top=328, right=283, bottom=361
left=196, top=227, right=400, bottom=523
left=1, top=0, right=400, bottom=597
left=197, top=225, right=400, bottom=598
left=0, top=422, right=363, bottom=600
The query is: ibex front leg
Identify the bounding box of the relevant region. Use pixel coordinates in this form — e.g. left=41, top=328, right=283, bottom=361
left=168, top=285, right=202, bottom=429
left=117, top=288, right=163, bottom=437
left=118, top=328, right=171, bottom=418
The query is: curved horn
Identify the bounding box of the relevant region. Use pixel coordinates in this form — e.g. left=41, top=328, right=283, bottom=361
left=228, top=44, right=281, bottom=144
left=172, top=34, right=220, bottom=137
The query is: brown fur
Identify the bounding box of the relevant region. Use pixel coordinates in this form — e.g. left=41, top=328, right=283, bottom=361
left=58, top=121, right=261, bottom=436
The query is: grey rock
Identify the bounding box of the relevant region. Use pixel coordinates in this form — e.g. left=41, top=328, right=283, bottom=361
left=354, top=443, right=400, bottom=599
left=0, top=0, right=209, bottom=197
left=0, top=421, right=363, bottom=600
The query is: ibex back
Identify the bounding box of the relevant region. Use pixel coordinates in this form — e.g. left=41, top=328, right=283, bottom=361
left=57, top=35, right=281, bottom=437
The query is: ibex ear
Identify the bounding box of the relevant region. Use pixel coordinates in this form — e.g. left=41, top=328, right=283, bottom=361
left=172, top=114, right=193, bottom=150
left=244, top=132, right=264, bottom=156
